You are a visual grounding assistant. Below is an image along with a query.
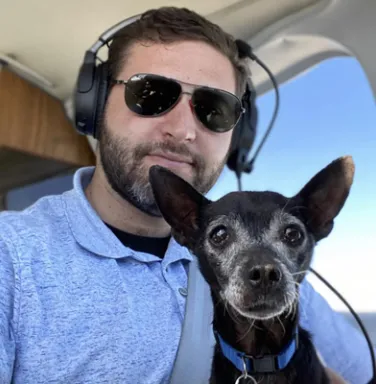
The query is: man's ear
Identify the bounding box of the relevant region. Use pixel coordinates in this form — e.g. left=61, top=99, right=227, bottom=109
left=149, top=165, right=210, bottom=247
left=295, top=156, right=355, bottom=241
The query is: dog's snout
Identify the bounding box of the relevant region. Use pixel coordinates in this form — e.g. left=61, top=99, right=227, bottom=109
left=249, top=264, right=282, bottom=287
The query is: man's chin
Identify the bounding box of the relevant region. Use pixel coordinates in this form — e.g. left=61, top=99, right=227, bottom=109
left=104, top=174, right=161, bottom=218
left=120, top=187, right=162, bottom=218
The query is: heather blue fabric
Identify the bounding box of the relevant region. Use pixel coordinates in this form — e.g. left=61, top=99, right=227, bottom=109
left=0, top=167, right=374, bottom=383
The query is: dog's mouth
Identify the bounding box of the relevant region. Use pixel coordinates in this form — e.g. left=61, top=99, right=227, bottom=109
left=231, top=296, right=296, bottom=320
left=221, top=281, right=298, bottom=321
left=249, top=298, right=296, bottom=319
left=247, top=302, right=278, bottom=313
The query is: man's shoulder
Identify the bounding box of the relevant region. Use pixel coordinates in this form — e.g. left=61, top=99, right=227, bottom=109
left=0, top=192, right=71, bottom=253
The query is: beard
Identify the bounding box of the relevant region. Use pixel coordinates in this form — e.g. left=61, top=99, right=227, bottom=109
left=99, top=123, right=228, bottom=217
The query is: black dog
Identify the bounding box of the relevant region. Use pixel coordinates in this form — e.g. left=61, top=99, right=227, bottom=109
left=149, top=156, right=355, bottom=384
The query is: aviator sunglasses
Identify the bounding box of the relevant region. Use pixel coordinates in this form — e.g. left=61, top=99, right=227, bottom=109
left=112, top=73, right=245, bottom=133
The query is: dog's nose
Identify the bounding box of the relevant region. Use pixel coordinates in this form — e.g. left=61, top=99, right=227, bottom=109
left=249, top=264, right=282, bottom=287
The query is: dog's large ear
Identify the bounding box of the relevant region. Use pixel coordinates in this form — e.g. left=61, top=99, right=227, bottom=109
left=149, top=165, right=210, bottom=246
left=295, top=156, right=355, bottom=241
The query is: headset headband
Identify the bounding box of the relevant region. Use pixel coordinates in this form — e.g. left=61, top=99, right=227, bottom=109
left=88, top=14, right=142, bottom=55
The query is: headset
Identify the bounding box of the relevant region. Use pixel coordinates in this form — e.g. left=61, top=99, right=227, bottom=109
left=73, top=13, right=375, bottom=383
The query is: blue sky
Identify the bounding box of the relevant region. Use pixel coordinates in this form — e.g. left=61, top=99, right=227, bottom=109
left=208, top=57, right=376, bottom=312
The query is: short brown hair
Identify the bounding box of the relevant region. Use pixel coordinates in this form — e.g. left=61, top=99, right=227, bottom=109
left=107, top=6, right=250, bottom=97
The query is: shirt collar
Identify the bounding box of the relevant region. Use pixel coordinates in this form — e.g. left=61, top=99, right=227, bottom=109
left=63, top=166, right=192, bottom=264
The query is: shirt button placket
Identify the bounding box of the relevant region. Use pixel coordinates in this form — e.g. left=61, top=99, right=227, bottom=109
left=178, top=287, right=188, bottom=297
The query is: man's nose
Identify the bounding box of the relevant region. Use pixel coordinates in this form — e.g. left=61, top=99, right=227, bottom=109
left=159, top=96, right=198, bottom=142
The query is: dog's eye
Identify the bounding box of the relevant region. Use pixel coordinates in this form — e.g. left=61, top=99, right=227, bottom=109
left=209, top=225, right=228, bottom=245
left=283, top=225, right=303, bottom=245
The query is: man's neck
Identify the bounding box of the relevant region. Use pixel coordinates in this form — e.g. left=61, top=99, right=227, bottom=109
left=85, top=168, right=171, bottom=238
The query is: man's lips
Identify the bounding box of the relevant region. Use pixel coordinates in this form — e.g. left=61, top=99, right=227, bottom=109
left=147, top=151, right=194, bottom=166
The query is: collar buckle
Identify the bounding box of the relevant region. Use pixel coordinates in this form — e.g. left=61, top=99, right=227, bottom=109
left=245, top=353, right=279, bottom=373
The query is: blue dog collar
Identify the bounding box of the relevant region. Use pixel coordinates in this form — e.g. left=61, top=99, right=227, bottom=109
left=214, top=328, right=299, bottom=374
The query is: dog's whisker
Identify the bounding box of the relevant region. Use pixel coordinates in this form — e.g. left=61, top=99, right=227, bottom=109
left=237, top=319, right=256, bottom=342
left=287, top=302, right=296, bottom=319
left=277, top=315, right=286, bottom=336
left=287, top=301, right=294, bottom=318
left=283, top=290, right=299, bottom=320
left=280, top=197, right=292, bottom=216
left=292, top=270, right=309, bottom=276
left=223, top=300, right=243, bottom=326
left=293, top=281, right=302, bottom=290
left=291, top=302, right=298, bottom=319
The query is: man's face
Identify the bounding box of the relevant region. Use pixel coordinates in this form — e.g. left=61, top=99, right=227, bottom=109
left=99, top=40, right=237, bottom=216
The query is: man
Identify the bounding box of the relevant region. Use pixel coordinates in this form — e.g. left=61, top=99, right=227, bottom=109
left=0, top=6, right=373, bottom=384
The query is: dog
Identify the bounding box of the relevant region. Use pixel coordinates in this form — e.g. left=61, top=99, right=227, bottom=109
left=149, top=156, right=355, bottom=384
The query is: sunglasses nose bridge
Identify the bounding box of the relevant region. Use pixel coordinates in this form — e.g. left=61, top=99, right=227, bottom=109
left=180, top=90, right=193, bottom=97
left=178, top=90, right=194, bottom=110
left=179, top=91, right=202, bottom=123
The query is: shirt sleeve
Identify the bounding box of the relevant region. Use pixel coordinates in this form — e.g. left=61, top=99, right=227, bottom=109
left=299, top=278, right=375, bottom=384
left=0, top=236, right=18, bottom=383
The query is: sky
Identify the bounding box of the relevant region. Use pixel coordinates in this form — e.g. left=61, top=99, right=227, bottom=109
left=207, top=56, right=376, bottom=313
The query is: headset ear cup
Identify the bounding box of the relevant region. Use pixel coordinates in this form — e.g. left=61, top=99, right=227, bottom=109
left=226, top=80, right=257, bottom=174
left=74, top=52, right=97, bottom=136
left=74, top=54, right=110, bottom=138
left=92, top=62, right=110, bottom=139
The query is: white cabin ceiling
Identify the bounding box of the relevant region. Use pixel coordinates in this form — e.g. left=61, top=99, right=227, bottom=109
left=0, top=0, right=320, bottom=100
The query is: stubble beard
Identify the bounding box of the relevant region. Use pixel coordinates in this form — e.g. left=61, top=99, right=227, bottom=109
left=99, top=123, right=228, bottom=217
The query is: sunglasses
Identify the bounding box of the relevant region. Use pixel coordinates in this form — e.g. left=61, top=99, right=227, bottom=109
left=112, top=73, right=245, bottom=133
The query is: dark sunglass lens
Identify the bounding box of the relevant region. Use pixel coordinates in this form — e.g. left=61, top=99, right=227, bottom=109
left=192, top=88, right=242, bottom=132
left=124, top=74, right=181, bottom=116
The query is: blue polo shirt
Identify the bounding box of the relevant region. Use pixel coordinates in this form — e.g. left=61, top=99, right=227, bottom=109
left=0, top=167, right=374, bottom=383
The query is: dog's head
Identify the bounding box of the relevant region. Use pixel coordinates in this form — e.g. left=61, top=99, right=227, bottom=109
left=149, top=156, right=354, bottom=320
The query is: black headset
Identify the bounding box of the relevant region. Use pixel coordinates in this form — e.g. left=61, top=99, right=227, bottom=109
left=73, top=13, right=258, bottom=178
